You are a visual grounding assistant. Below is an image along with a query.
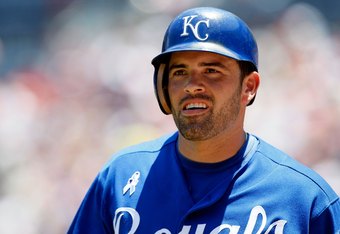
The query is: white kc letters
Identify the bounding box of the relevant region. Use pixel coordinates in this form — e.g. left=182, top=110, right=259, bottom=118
left=180, top=15, right=210, bottom=41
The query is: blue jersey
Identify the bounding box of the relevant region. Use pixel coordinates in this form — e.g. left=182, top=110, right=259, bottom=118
left=68, top=132, right=340, bottom=233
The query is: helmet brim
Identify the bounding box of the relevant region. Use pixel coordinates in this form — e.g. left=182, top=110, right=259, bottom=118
left=152, top=41, right=249, bottom=66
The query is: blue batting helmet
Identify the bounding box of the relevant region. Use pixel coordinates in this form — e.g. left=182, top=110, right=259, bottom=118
left=152, top=7, right=258, bottom=114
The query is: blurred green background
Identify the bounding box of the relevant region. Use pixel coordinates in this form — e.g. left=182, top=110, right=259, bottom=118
left=0, top=0, right=339, bottom=233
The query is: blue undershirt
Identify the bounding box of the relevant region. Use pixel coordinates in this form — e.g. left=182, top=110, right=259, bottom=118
left=177, top=134, right=251, bottom=203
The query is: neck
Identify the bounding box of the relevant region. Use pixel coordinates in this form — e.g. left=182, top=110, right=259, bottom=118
left=177, top=128, right=246, bottom=163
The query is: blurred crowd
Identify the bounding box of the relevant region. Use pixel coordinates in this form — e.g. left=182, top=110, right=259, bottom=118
left=0, top=0, right=339, bottom=233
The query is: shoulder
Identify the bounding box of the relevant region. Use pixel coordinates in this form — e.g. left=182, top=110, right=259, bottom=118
left=101, top=132, right=178, bottom=171
left=112, top=131, right=178, bottom=157
left=254, top=135, right=339, bottom=202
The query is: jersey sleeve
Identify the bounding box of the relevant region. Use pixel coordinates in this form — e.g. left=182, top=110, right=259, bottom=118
left=67, top=173, right=111, bottom=234
left=309, top=197, right=340, bottom=234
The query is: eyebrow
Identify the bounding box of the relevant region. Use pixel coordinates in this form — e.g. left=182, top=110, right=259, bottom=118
left=199, top=62, right=227, bottom=69
left=169, top=63, right=186, bottom=71
left=169, top=62, right=227, bottom=71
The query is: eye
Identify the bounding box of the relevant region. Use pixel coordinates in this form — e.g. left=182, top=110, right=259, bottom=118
left=171, top=69, right=187, bottom=77
left=205, top=68, right=219, bottom=74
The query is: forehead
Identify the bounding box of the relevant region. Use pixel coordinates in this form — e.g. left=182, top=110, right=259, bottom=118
left=169, top=51, right=238, bottom=66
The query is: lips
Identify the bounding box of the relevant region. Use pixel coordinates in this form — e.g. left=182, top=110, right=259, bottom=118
left=180, top=98, right=210, bottom=116
left=184, top=102, right=207, bottom=110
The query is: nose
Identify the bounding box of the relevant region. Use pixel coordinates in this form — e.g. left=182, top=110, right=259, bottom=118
left=184, top=73, right=205, bottom=94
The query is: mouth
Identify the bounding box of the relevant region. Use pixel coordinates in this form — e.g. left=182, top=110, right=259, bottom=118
left=184, top=102, right=207, bottom=110
left=181, top=101, right=210, bottom=116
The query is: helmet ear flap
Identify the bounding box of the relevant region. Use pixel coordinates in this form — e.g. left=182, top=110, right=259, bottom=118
left=155, top=63, right=172, bottom=115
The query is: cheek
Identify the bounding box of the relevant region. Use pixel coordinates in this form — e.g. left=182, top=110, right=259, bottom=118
left=167, top=82, right=180, bottom=105
left=215, top=82, right=241, bottom=100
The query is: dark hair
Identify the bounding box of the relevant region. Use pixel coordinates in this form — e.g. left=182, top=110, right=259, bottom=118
left=238, top=61, right=257, bottom=82
left=237, top=61, right=257, bottom=105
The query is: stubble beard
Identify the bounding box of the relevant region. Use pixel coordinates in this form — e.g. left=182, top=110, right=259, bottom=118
left=172, top=88, right=242, bottom=141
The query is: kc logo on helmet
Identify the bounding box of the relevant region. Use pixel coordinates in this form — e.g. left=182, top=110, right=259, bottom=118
left=180, top=15, right=210, bottom=41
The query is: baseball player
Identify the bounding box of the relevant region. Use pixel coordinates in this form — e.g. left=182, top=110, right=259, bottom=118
left=68, top=7, right=340, bottom=233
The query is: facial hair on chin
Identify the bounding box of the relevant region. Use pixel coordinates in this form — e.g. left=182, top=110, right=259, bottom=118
left=172, top=89, right=241, bottom=141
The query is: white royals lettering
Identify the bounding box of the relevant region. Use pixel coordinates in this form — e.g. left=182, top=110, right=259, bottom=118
left=180, top=15, right=210, bottom=41
left=113, top=205, right=287, bottom=233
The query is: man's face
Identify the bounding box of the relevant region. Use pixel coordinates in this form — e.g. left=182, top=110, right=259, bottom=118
left=168, top=51, right=244, bottom=141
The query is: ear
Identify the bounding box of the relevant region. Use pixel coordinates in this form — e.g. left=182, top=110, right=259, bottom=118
left=241, top=72, right=260, bottom=105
